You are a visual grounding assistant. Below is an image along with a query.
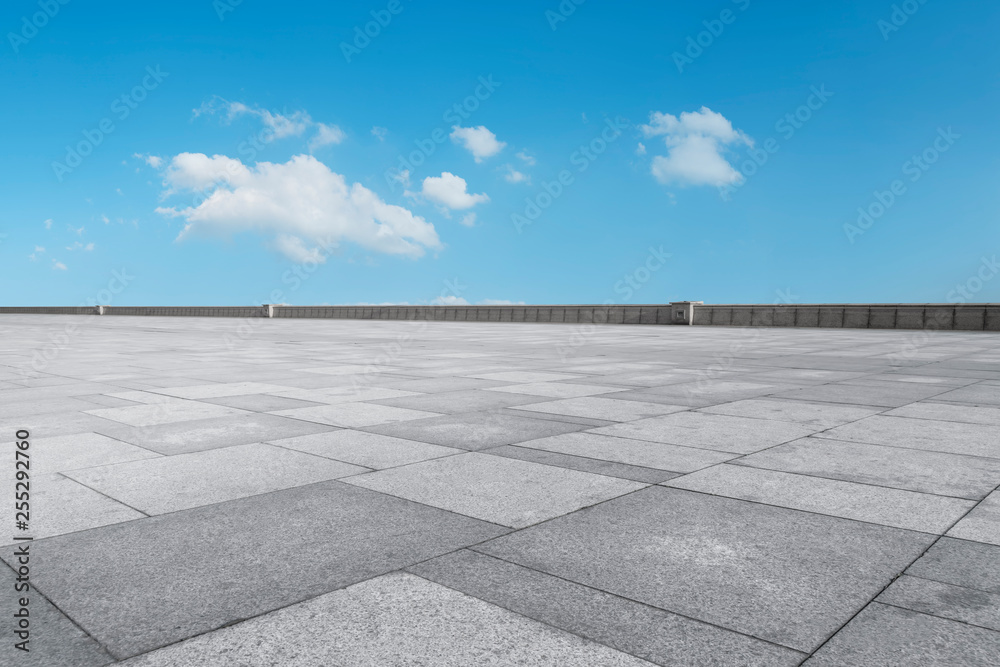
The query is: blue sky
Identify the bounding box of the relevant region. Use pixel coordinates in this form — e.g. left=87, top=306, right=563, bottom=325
left=2, top=0, right=998, bottom=307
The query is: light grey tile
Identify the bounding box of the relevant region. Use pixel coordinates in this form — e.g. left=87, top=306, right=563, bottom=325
left=273, top=402, right=441, bottom=427
left=699, top=398, right=881, bottom=428
left=511, top=396, right=685, bottom=422
left=665, top=464, right=974, bottom=534
left=592, top=411, right=816, bottom=454
left=364, top=411, right=591, bottom=450
left=818, top=415, right=1000, bottom=459
left=734, top=438, right=1000, bottom=499
left=484, top=382, right=631, bottom=398
left=519, top=431, right=735, bottom=472
left=877, top=575, right=1000, bottom=632
left=344, top=452, right=645, bottom=528
left=268, top=429, right=461, bottom=469
left=85, top=400, right=249, bottom=426
left=887, top=401, right=1000, bottom=426
left=65, top=443, right=369, bottom=514
left=948, top=491, right=1000, bottom=546
left=1, top=432, right=159, bottom=475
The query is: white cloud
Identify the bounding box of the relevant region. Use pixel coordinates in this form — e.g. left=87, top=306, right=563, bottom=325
left=371, top=126, right=388, bottom=141
left=635, top=142, right=647, bottom=155
left=309, top=123, right=347, bottom=151
left=52, top=260, right=67, bottom=271
left=44, top=218, right=52, bottom=229
left=66, top=242, right=95, bottom=251
left=421, top=172, right=489, bottom=210
left=195, top=97, right=345, bottom=151
left=640, top=107, right=750, bottom=187
left=29, top=246, right=45, bottom=261
left=502, top=164, right=529, bottom=184
left=68, top=225, right=84, bottom=236
left=516, top=150, right=536, bottom=166
left=101, top=214, right=110, bottom=224
left=479, top=299, right=525, bottom=306
left=450, top=125, right=506, bottom=162
left=431, top=295, right=470, bottom=306
left=154, top=153, right=441, bottom=261
left=460, top=213, right=477, bottom=227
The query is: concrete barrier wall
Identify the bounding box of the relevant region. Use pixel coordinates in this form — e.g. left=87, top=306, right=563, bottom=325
left=694, top=304, right=999, bottom=332
left=2, top=303, right=997, bottom=331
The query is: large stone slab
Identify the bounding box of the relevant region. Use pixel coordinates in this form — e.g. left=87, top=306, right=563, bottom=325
left=698, top=398, right=881, bottom=428
left=877, top=575, right=1000, bottom=632
left=268, top=429, right=461, bottom=469
left=476, top=486, right=933, bottom=652
left=409, top=549, right=805, bottom=666
left=948, top=490, right=1000, bottom=546
left=116, top=573, right=653, bottom=666
left=818, top=415, right=1000, bottom=459
left=517, top=431, right=735, bottom=473
left=0, top=481, right=506, bottom=659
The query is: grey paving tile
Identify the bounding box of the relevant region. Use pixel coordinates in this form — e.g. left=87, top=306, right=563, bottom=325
left=734, top=438, right=1000, bottom=499
left=272, top=402, right=441, bottom=427
left=116, top=573, right=654, bottom=666
left=380, top=376, right=513, bottom=392
left=665, top=464, right=974, bottom=533
left=484, top=382, right=631, bottom=398
left=364, top=411, right=591, bottom=450
left=518, top=431, right=735, bottom=473
left=877, top=575, right=1000, bottom=632
left=270, top=386, right=421, bottom=405
left=511, top=396, right=686, bottom=422
left=0, top=564, right=114, bottom=667
left=818, top=415, right=1000, bottom=459
left=772, top=382, right=950, bottom=407
left=472, top=370, right=587, bottom=383
left=201, top=393, right=325, bottom=412
left=484, top=445, right=681, bottom=483
left=476, top=486, right=933, bottom=652
left=0, top=481, right=507, bottom=659
left=84, top=400, right=249, bottom=427
left=370, top=388, right=547, bottom=414
left=930, top=383, right=1000, bottom=406
left=94, top=413, right=338, bottom=455
left=409, top=549, right=805, bottom=667
left=803, top=603, right=1000, bottom=666
left=906, top=537, right=1000, bottom=594
left=153, top=381, right=294, bottom=399
left=1, top=432, right=159, bottom=474
left=65, top=443, right=368, bottom=514
left=13, top=412, right=135, bottom=438
left=345, top=452, right=645, bottom=528
left=699, top=398, right=881, bottom=428
left=0, top=473, right=144, bottom=545
left=948, top=491, right=1000, bottom=546
left=888, top=401, right=1000, bottom=425
left=592, top=412, right=817, bottom=455
left=268, top=429, right=461, bottom=469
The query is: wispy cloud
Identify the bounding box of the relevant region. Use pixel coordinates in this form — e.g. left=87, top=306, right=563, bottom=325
left=371, top=126, right=388, bottom=141
left=195, top=97, right=345, bottom=151
left=52, top=259, right=67, bottom=271
left=502, top=164, right=530, bottom=184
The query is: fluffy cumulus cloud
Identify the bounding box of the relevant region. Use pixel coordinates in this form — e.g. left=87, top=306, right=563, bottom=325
left=503, top=164, right=529, bottom=184
left=640, top=107, right=751, bottom=187
left=154, top=153, right=441, bottom=261
left=421, top=172, right=489, bottom=210
left=195, top=97, right=345, bottom=150
left=450, top=125, right=506, bottom=162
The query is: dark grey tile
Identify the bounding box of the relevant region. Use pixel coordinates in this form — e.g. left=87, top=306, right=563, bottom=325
left=804, top=603, right=1000, bottom=666
left=409, top=549, right=805, bottom=667
left=476, top=486, right=933, bottom=652
left=0, top=562, right=113, bottom=666
left=485, top=445, right=681, bottom=484
left=877, top=575, right=1000, bottom=632
left=0, top=481, right=507, bottom=659
left=907, top=538, right=1000, bottom=594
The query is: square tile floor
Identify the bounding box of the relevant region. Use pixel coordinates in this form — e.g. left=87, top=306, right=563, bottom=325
left=2, top=315, right=999, bottom=665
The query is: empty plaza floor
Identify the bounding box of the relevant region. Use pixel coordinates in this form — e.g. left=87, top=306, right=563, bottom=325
left=2, top=314, right=1000, bottom=666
